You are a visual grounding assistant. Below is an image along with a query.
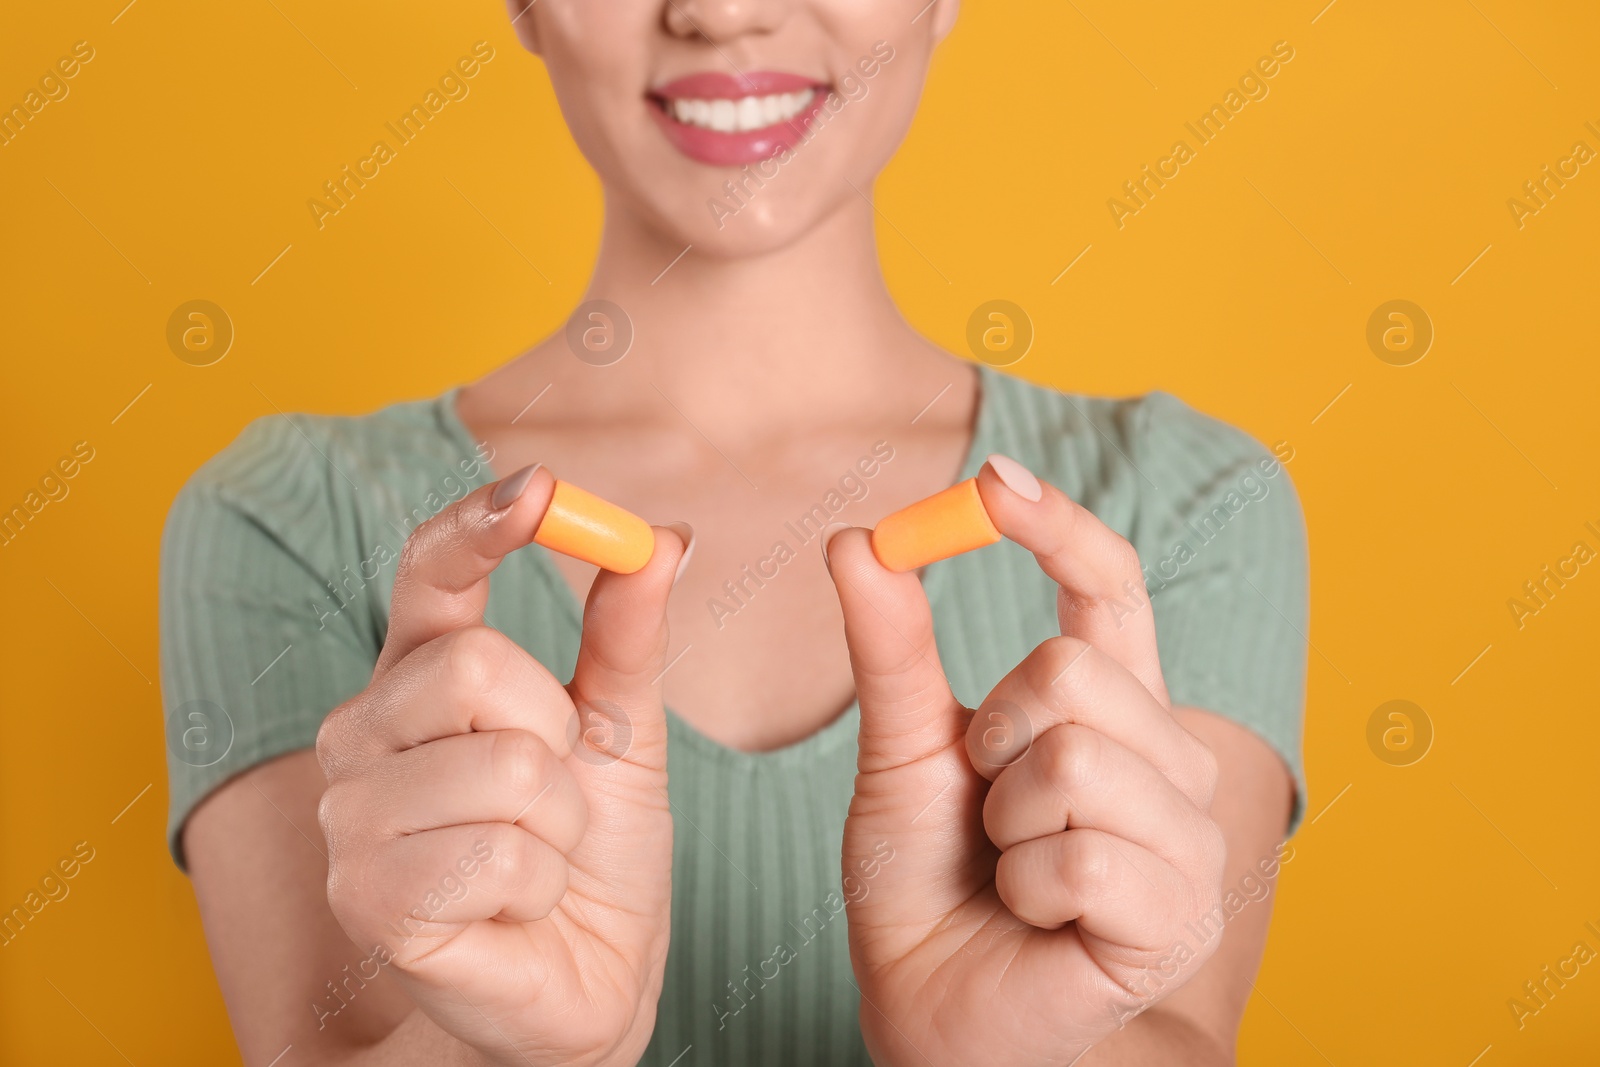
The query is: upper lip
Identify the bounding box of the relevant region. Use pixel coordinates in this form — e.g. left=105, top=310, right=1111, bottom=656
left=650, top=70, right=827, bottom=100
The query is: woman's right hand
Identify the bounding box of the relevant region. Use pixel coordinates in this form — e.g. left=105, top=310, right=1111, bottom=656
left=314, top=465, right=687, bottom=1067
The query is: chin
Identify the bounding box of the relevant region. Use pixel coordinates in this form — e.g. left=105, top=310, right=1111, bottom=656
left=591, top=66, right=904, bottom=259
left=632, top=175, right=856, bottom=260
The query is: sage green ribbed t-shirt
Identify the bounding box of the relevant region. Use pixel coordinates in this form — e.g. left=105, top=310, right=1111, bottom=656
left=159, top=364, right=1309, bottom=1066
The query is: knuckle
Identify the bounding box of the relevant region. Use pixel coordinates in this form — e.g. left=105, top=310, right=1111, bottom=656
left=314, top=700, right=361, bottom=776
left=461, top=825, right=515, bottom=895
left=995, top=848, right=1052, bottom=927
left=1042, top=634, right=1094, bottom=667
left=1200, top=818, right=1229, bottom=883
left=487, top=825, right=552, bottom=895
left=323, top=868, right=357, bottom=923
left=1191, top=738, right=1221, bottom=798
left=314, top=783, right=343, bottom=838
left=1106, top=534, right=1143, bottom=578
left=1061, top=830, right=1113, bottom=889
left=1033, top=635, right=1098, bottom=704
left=395, top=523, right=434, bottom=578
left=1041, top=725, right=1102, bottom=792
left=970, top=698, right=1035, bottom=771
left=324, top=851, right=376, bottom=935
left=1189, top=869, right=1224, bottom=928
left=394, top=509, right=465, bottom=585
left=315, top=780, right=366, bottom=851
left=1052, top=528, right=1149, bottom=622
left=1177, top=828, right=1226, bottom=922
left=492, top=730, right=544, bottom=801
left=442, top=626, right=512, bottom=694
left=313, top=713, right=341, bottom=770
left=992, top=851, right=1032, bottom=919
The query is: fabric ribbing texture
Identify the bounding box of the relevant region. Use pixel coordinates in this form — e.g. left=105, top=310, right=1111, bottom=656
left=159, top=364, right=1310, bottom=1065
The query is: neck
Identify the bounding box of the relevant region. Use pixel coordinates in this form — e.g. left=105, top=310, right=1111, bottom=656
left=529, top=189, right=951, bottom=439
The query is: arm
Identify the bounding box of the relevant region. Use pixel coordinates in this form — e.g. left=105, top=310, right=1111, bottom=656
left=1078, top=706, right=1294, bottom=1065
left=172, top=468, right=687, bottom=1067
left=828, top=454, right=1303, bottom=1067
left=185, top=750, right=484, bottom=1066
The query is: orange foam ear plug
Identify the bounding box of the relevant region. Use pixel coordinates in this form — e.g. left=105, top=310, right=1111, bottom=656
left=870, top=478, right=1001, bottom=573
left=534, top=480, right=655, bottom=574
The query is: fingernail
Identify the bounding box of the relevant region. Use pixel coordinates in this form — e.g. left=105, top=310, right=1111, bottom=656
left=985, top=453, right=1043, bottom=503
left=491, top=463, right=541, bottom=510
left=819, top=522, right=851, bottom=565
left=664, top=522, right=696, bottom=587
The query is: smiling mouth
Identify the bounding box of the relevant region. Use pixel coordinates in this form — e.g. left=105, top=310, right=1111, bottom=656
left=648, top=71, right=832, bottom=166
left=660, top=89, right=819, bottom=134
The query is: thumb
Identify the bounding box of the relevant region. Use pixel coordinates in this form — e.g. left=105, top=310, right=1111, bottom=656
left=822, top=525, right=966, bottom=771
left=566, top=523, right=692, bottom=769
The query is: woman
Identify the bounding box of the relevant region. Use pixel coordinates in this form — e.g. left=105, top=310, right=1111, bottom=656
left=161, top=2, right=1308, bottom=1064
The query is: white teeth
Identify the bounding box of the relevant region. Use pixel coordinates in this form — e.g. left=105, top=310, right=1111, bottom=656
left=664, top=88, right=816, bottom=133
left=737, top=96, right=763, bottom=130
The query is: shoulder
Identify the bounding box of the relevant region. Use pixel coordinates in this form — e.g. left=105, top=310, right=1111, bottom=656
left=979, top=367, right=1303, bottom=539
left=175, top=394, right=461, bottom=500
left=162, top=393, right=485, bottom=575
left=978, top=369, right=1309, bottom=831
left=981, top=367, right=1289, bottom=479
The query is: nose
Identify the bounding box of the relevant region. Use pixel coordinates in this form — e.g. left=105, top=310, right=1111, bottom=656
left=663, top=0, right=790, bottom=43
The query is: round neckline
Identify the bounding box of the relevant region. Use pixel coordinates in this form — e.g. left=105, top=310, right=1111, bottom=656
left=433, top=361, right=999, bottom=766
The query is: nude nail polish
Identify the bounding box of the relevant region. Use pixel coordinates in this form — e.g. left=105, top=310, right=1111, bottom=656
left=664, top=522, right=696, bottom=587
left=819, top=522, right=851, bottom=565
left=985, top=453, right=1043, bottom=503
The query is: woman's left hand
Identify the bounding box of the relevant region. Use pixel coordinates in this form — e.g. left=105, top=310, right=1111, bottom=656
left=823, top=459, right=1227, bottom=1066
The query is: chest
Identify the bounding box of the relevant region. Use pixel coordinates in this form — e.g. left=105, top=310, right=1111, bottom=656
left=537, top=434, right=972, bottom=750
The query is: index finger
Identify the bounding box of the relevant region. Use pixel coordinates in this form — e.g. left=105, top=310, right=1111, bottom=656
left=375, top=464, right=556, bottom=676
left=975, top=455, right=1170, bottom=706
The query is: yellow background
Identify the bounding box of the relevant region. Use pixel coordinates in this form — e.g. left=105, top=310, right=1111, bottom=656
left=3, top=0, right=1598, bottom=1063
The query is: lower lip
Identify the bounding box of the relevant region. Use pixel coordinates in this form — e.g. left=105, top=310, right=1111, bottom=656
left=648, top=91, right=831, bottom=167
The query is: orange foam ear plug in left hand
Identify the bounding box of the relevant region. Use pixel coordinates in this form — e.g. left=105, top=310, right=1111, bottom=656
left=870, top=477, right=1001, bottom=573
left=534, top=480, right=655, bottom=574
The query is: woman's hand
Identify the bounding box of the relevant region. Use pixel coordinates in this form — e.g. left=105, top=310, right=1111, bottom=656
left=314, top=466, right=686, bottom=1067
left=824, top=459, right=1227, bottom=1066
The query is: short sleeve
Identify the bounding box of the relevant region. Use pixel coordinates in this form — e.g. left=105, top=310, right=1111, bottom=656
left=158, top=416, right=379, bottom=870
left=1130, top=393, right=1310, bottom=836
